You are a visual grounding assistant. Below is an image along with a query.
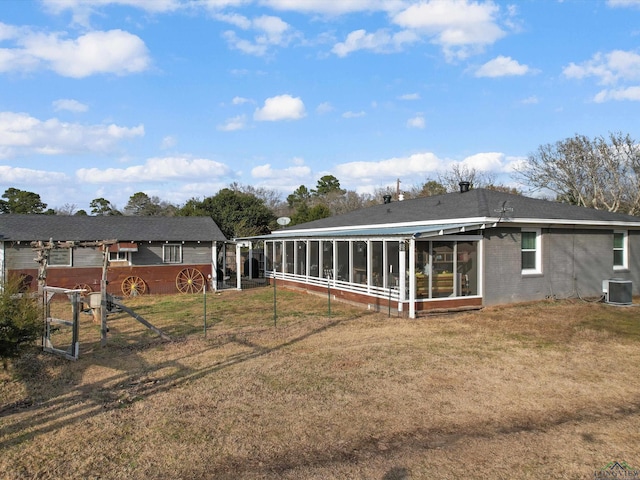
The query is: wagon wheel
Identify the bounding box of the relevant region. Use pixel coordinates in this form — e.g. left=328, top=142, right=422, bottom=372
left=176, top=268, right=205, bottom=294
left=73, top=283, right=93, bottom=297
left=121, top=276, right=146, bottom=296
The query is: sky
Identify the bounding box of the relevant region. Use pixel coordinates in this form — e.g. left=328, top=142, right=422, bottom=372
left=1, top=0, right=640, bottom=213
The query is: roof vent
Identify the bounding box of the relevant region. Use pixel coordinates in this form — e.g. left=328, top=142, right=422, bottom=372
left=459, top=181, right=470, bottom=193
left=383, top=194, right=392, bottom=204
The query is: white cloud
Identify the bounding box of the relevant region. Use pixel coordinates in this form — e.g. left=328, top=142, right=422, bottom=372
left=53, top=99, right=89, bottom=113
left=254, top=94, right=306, bottom=121
left=335, top=152, right=441, bottom=183
left=232, top=96, right=252, bottom=105
left=202, top=0, right=251, bottom=9
left=250, top=161, right=313, bottom=190
left=262, top=0, right=407, bottom=15
left=217, top=114, right=248, bottom=131
left=407, top=115, right=425, bottom=129
left=160, top=135, right=177, bottom=149
left=42, top=0, right=183, bottom=25
left=398, top=93, right=421, bottom=100
left=222, top=30, right=268, bottom=56
left=503, top=155, right=527, bottom=173
left=520, top=95, right=539, bottom=105
left=214, top=12, right=253, bottom=29
left=316, top=102, right=334, bottom=114
left=332, top=28, right=419, bottom=57
left=220, top=14, right=294, bottom=56
left=76, top=156, right=232, bottom=184
left=0, top=111, right=144, bottom=158
left=475, top=55, right=529, bottom=77
left=0, top=26, right=150, bottom=78
left=0, top=165, right=69, bottom=185
left=43, top=0, right=183, bottom=14
left=251, top=163, right=311, bottom=179
left=563, top=50, right=640, bottom=85
left=460, top=152, right=506, bottom=172
left=607, top=0, right=640, bottom=7
left=392, top=0, right=506, bottom=60
left=253, top=15, right=290, bottom=44
left=594, top=86, right=640, bottom=102
left=342, top=110, right=366, bottom=118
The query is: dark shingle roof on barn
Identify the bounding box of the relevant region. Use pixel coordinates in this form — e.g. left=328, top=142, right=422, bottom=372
left=0, top=214, right=227, bottom=242
left=281, top=188, right=640, bottom=233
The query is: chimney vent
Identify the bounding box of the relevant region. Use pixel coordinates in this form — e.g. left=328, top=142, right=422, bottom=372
left=459, top=181, right=470, bottom=193
left=383, top=194, right=392, bottom=204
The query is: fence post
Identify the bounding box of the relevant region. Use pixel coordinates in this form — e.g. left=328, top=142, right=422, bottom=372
left=203, top=277, right=207, bottom=338
left=273, top=269, right=277, bottom=328
left=327, top=273, right=331, bottom=318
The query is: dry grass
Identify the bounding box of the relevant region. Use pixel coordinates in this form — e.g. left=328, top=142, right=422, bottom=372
left=1, top=290, right=640, bottom=479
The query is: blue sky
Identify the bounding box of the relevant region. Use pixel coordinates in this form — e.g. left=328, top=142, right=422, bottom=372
left=1, top=0, right=640, bottom=212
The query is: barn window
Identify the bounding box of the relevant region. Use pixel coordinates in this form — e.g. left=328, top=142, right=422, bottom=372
left=49, top=248, right=72, bottom=267
left=163, top=244, right=182, bottom=264
left=109, top=251, right=129, bottom=263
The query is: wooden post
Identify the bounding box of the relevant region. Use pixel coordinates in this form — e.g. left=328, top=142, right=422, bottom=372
left=100, top=244, right=109, bottom=347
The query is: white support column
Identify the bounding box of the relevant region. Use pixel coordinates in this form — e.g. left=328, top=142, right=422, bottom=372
left=235, top=243, right=242, bottom=290
left=305, top=241, right=310, bottom=280
left=407, top=239, right=415, bottom=318
left=0, top=242, right=5, bottom=286
left=348, top=240, right=353, bottom=283
left=366, top=240, right=371, bottom=291
left=332, top=241, right=338, bottom=284
left=211, top=242, right=218, bottom=291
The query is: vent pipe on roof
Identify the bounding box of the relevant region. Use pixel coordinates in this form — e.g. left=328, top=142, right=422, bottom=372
left=383, top=194, right=392, bottom=204
left=459, top=181, right=471, bottom=193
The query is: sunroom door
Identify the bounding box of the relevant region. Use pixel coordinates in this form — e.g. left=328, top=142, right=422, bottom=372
left=431, top=242, right=454, bottom=298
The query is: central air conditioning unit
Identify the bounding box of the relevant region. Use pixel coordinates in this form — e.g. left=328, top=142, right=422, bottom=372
left=602, top=279, right=633, bottom=305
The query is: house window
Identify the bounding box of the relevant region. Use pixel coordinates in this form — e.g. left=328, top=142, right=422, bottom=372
left=109, top=251, right=129, bottom=263
left=614, top=230, right=628, bottom=270
left=521, top=229, right=541, bottom=274
left=49, top=248, right=71, bottom=267
left=163, top=244, right=182, bottom=264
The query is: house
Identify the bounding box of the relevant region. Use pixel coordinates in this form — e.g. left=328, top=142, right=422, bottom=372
left=246, top=184, right=640, bottom=318
left=0, top=215, right=228, bottom=296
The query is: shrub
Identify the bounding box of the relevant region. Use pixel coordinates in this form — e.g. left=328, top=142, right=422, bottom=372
left=0, top=275, right=42, bottom=369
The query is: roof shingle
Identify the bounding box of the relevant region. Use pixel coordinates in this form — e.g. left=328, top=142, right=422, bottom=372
left=0, top=215, right=227, bottom=242
left=284, top=188, right=640, bottom=231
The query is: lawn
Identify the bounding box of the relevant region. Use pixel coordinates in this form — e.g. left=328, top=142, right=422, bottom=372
left=1, top=288, right=639, bottom=479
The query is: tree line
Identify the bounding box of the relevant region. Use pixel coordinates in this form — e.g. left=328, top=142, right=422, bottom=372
left=2, top=132, right=638, bottom=237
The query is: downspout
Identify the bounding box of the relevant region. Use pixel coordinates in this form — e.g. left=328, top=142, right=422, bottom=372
left=407, top=238, right=414, bottom=318
left=0, top=241, right=4, bottom=287
left=235, top=242, right=242, bottom=290
left=212, top=241, right=218, bottom=292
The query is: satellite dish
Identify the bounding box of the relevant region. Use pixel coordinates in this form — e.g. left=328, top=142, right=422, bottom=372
left=277, top=217, right=291, bottom=226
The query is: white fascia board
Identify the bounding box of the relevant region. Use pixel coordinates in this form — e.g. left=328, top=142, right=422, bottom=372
left=505, top=218, right=640, bottom=228
left=279, top=217, right=492, bottom=235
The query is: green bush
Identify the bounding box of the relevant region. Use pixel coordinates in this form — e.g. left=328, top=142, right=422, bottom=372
left=0, top=276, right=42, bottom=369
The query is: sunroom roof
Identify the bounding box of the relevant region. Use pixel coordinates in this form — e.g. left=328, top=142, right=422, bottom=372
left=245, top=222, right=489, bottom=240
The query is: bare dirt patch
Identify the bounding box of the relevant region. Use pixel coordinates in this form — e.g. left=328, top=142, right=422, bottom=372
left=1, top=291, right=639, bottom=479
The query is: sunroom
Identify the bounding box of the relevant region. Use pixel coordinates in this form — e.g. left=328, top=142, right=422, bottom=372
left=259, top=222, right=487, bottom=318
